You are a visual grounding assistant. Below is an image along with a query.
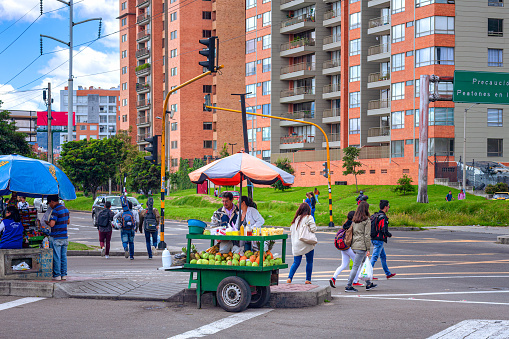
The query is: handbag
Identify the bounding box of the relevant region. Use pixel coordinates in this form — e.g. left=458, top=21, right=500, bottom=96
left=298, top=216, right=318, bottom=245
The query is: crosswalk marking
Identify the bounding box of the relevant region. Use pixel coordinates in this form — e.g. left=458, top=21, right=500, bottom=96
left=0, top=297, right=45, bottom=311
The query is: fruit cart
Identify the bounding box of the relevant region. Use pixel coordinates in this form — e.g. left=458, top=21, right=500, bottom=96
left=166, top=233, right=288, bottom=312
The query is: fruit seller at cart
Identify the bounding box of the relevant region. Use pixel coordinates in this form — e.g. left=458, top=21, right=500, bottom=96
left=211, top=191, right=239, bottom=253
left=0, top=206, right=23, bottom=249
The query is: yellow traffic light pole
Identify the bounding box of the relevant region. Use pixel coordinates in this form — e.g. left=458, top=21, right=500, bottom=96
left=206, top=105, right=334, bottom=227
left=157, top=66, right=224, bottom=250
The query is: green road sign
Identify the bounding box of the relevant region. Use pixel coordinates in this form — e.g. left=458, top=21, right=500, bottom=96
left=453, top=70, right=509, bottom=105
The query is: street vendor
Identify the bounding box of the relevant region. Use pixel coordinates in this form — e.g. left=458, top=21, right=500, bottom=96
left=211, top=191, right=238, bottom=228
left=239, top=196, right=266, bottom=251
left=0, top=205, right=23, bottom=249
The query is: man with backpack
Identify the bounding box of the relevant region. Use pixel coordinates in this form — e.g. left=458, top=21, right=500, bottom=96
left=95, top=201, right=115, bottom=258
left=113, top=196, right=138, bottom=260
left=370, top=200, right=396, bottom=280
left=139, top=197, right=160, bottom=259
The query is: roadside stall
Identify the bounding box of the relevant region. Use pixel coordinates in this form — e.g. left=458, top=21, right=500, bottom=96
left=0, top=155, right=76, bottom=280
left=164, top=152, right=295, bottom=312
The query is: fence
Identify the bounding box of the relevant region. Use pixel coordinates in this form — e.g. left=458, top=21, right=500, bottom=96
left=457, top=161, right=509, bottom=191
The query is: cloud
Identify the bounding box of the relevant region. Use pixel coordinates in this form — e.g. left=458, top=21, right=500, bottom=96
left=74, top=0, right=119, bottom=48
left=0, top=83, right=45, bottom=112
left=0, top=0, right=62, bottom=21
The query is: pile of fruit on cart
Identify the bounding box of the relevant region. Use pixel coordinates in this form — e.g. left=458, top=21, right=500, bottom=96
left=189, top=245, right=283, bottom=267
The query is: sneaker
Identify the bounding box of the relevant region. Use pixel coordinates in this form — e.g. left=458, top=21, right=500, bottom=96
left=353, top=282, right=364, bottom=286
left=366, top=283, right=378, bottom=291
left=124, top=250, right=129, bottom=259
left=372, top=277, right=378, bottom=280
left=387, top=273, right=396, bottom=279
left=148, top=257, right=153, bottom=260
left=104, top=255, right=109, bottom=259
left=329, top=277, right=336, bottom=288
left=286, top=279, right=292, bottom=284
left=101, top=247, right=105, bottom=257
left=130, top=257, right=134, bottom=260
left=345, top=286, right=358, bottom=293
left=61, top=276, right=67, bottom=281
left=52, top=276, right=61, bottom=281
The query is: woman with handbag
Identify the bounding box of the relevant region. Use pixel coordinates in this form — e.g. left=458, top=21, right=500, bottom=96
left=287, top=203, right=317, bottom=284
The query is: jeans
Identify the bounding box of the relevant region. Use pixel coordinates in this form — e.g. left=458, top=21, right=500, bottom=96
left=370, top=240, right=391, bottom=276
left=288, top=249, right=314, bottom=282
left=145, top=231, right=157, bottom=258
left=98, top=230, right=112, bottom=255
left=49, top=237, right=68, bottom=278
left=121, top=229, right=135, bottom=258
left=311, top=208, right=315, bottom=221
left=347, top=249, right=370, bottom=287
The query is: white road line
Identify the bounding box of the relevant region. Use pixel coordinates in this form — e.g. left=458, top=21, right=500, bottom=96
left=332, top=296, right=509, bottom=306
left=428, top=320, right=509, bottom=339
left=168, top=309, right=273, bottom=339
left=0, top=297, right=45, bottom=311
left=333, top=290, right=509, bottom=298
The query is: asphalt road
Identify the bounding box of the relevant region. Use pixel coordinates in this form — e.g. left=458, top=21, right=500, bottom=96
left=2, top=211, right=508, bottom=338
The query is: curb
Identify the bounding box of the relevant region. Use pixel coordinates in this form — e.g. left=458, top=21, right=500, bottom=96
left=0, top=280, right=54, bottom=298
left=497, top=235, right=509, bottom=244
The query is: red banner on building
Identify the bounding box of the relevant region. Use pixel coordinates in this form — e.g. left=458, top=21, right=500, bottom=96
left=37, top=111, right=75, bottom=126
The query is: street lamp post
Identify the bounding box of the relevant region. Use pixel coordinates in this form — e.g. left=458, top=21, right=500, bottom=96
left=463, top=103, right=478, bottom=192
left=228, top=143, right=237, bottom=155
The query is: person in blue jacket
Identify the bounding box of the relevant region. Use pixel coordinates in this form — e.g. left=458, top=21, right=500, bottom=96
left=0, top=205, right=24, bottom=249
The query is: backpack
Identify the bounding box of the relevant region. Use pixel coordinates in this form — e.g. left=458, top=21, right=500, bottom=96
left=334, top=228, right=351, bottom=251
left=144, top=209, right=158, bottom=233
left=370, top=213, right=384, bottom=238
left=121, top=210, right=135, bottom=230
left=96, top=209, right=111, bottom=228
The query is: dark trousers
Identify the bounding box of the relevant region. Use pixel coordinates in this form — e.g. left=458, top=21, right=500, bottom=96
left=145, top=231, right=157, bottom=258
left=98, top=230, right=112, bottom=255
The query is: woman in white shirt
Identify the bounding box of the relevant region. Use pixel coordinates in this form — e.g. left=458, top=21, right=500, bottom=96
left=17, top=196, right=29, bottom=210
left=238, top=196, right=264, bottom=251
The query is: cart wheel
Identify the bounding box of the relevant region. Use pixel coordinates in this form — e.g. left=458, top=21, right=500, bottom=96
left=216, top=276, right=251, bottom=312
left=249, top=286, right=271, bottom=308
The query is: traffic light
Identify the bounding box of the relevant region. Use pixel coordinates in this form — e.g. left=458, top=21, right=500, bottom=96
left=199, top=36, right=217, bottom=73
left=144, top=135, right=158, bottom=165
left=322, top=162, right=329, bottom=178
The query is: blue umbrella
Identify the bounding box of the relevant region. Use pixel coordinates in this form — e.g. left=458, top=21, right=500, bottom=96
left=0, top=154, right=76, bottom=200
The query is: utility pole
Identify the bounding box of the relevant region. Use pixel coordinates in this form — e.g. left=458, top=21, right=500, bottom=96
left=40, top=0, right=101, bottom=142
left=46, top=82, right=53, bottom=164
left=228, top=142, right=237, bottom=155
left=232, top=93, right=253, bottom=200
left=417, top=75, right=430, bottom=203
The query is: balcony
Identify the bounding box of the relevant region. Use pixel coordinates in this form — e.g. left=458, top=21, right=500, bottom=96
left=358, top=145, right=390, bottom=159
left=136, top=82, right=150, bottom=94
left=323, top=34, right=341, bottom=51
left=280, top=14, right=316, bottom=34
left=280, top=86, right=315, bottom=103
left=137, top=133, right=150, bottom=143
left=136, top=48, right=150, bottom=59
left=136, top=98, right=150, bottom=110
left=322, top=108, right=340, bottom=124
left=280, top=134, right=316, bottom=150
left=280, top=0, right=317, bottom=11
left=280, top=110, right=315, bottom=126
left=367, top=43, right=390, bottom=62
left=280, top=62, right=316, bottom=80
left=323, top=9, right=341, bottom=27
left=367, top=72, right=390, bottom=89
left=322, top=133, right=340, bottom=148
left=280, top=38, right=316, bottom=57
left=136, top=0, right=149, bottom=8
left=136, top=13, right=150, bottom=25
left=367, top=127, right=390, bottom=143
left=322, top=59, right=341, bottom=75
left=368, top=16, right=390, bottom=35
left=367, top=0, right=390, bottom=8
left=323, top=83, right=341, bottom=100
left=137, top=114, right=151, bottom=126
left=367, top=99, right=391, bottom=116
left=137, top=30, right=150, bottom=42
left=135, top=63, right=151, bottom=76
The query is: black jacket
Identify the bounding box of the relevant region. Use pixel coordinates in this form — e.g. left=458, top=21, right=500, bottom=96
left=371, top=210, right=392, bottom=243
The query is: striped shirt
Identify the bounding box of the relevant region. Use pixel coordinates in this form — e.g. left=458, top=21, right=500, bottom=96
left=50, top=203, right=69, bottom=239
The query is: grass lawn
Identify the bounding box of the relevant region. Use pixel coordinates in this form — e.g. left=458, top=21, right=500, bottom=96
left=59, top=184, right=509, bottom=227
left=68, top=242, right=98, bottom=251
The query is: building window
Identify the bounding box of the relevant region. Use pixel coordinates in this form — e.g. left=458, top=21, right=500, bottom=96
left=392, top=0, right=405, bottom=14
left=202, top=30, right=212, bottom=38
left=488, top=18, right=503, bottom=36
left=391, top=140, right=404, bottom=158
left=170, top=30, right=177, bottom=40
left=488, top=108, right=503, bottom=126
left=246, top=38, right=256, bottom=54
left=122, top=98, right=127, bottom=106
left=349, top=118, right=360, bottom=134
left=262, top=81, right=271, bottom=95
left=171, top=158, right=178, bottom=167
left=246, top=0, right=256, bottom=9
left=121, top=18, right=126, bottom=26
left=121, top=2, right=126, bottom=10
left=203, top=85, right=212, bottom=93
left=350, top=13, right=360, bottom=30
left=171, top=141, right=178, bottom=149
left=262, top=11, right=271, bottom=26
left=429, top=107, right=454, bottom=126
left=171, top=49, right=177, bottom=58
left=202, top=11, right=211, bottom=19
left=247, top=129, right=256, bottom=142
left=171, top=122, right=178, bottom=131
left=392, top=24, right=405, bottom=43
left=262, top=150, right=271, bottom=161
left=392, top=82, right=405, bottom=100
left=488, top=138, right=503, bottom=156
left=203, top=140, right=213, bottom=149
left=171, top=67, right=177, bottom=76
left=349, top=92, right=360, bottom=108
left=171, top=104, right=178, bottom=112
left=246, top=16, right=257, bottom=32
left=170, top=12, right=177, bottom=22
left=246, top=84, right=256, bottom=98
left=246, top=61, right=256, bottom=76
left=415, top=16, right=455, bottom=37
left=262, top=127, right=271, bottom=141
left=416, top=47, right=454, bottom=67
left=405, top=139, right=413, bottom=145
left=416, top=0, right=455, bottom=7
left=79, top=125, right=87, bottom=131
left=121, top=50, right=127, bottom=58
left=122, top=82, right=127, bottom=90
left=262, top=58, right=271, bottom=73
left=350, top=39, right=360, bottom=56
left=488, top=48, right=503, bottom=66
left=392, top=53, right=405, bottom=71
left=122, top=34, right=127, bottom=42
left=262, top=104, right=271, bottom=117
left=489, top=0, right=504, bottom=6
left=262, top=35, right=271, bottom=49
left=122, top=66, right=127, bottom=74
left=203, top=122, right=213, bottom=130
left=392, top=111, right=404, bottom=129
left=349, top=65, right=360, bottom=82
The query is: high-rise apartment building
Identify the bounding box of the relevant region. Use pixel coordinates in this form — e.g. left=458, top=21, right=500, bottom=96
left=267, top=0, right=509, bottom=186
left=119, top=0, right=244, bottom=169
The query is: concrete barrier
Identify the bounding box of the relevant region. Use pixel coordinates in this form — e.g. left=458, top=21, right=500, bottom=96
left=0, top=248, right=53, bottom=280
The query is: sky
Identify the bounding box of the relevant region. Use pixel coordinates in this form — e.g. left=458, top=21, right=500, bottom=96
left=0, top=0, right=120, bottom=112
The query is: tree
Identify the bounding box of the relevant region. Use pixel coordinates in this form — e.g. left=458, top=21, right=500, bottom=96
left=342, top=146, right=365, bottom=193
left=392, top=174, right=416, bottom=195
left=0, top=105, right=33, bottom=157
left=59, top=138, right=126, bottom=199
left=126, top=152, right=163, bottom=196
left=271, top=158, right=294, bottom=191
left=219, top=143, right=229, bottom=158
